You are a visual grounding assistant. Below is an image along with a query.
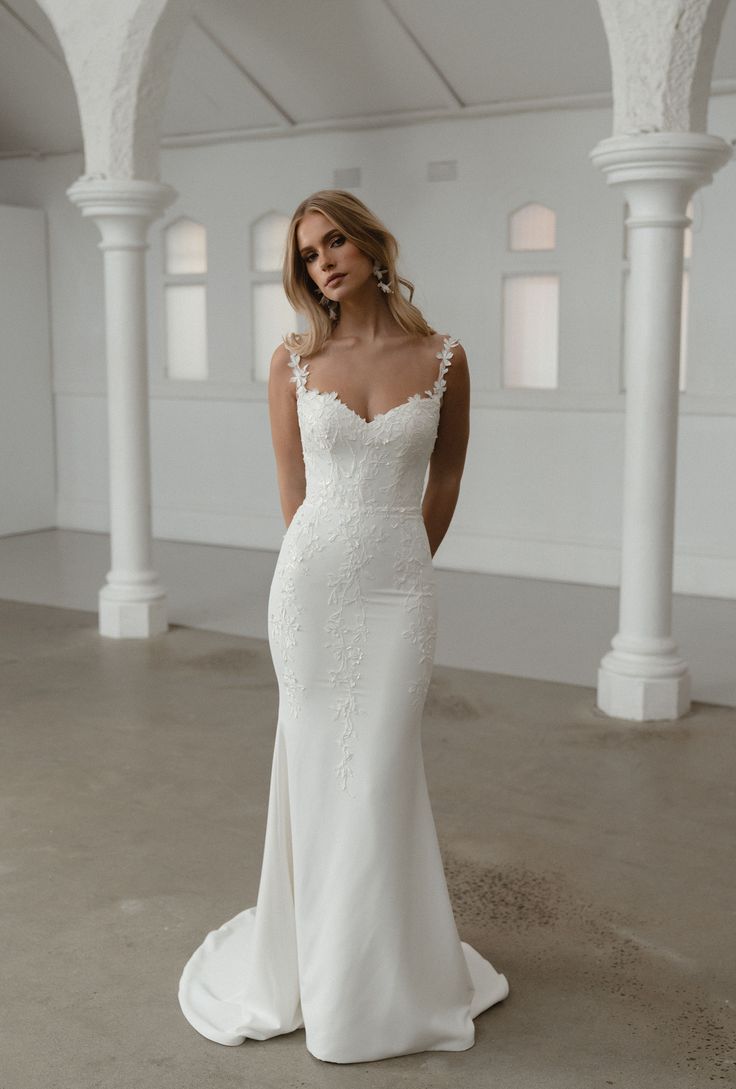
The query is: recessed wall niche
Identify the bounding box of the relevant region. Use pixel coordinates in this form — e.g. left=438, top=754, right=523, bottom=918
left=502, top=202, right=559, bottom=390
left=163, top=216, right=208, bottom=381
left=250, top=211, right=297, bottom=382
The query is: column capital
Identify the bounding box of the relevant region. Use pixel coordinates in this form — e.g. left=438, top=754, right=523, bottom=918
left=67, top=176, right=177, bottom=220
left=589, top=132, right=732, bottom=190
left=67, top=176, right=177, bottom=250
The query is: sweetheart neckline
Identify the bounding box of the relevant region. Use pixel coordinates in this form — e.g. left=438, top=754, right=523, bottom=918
left=301, top=386, right=439, bottom=427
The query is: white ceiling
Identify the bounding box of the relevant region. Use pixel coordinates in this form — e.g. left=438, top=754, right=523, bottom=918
left=2, top=0, right=736, bottom=158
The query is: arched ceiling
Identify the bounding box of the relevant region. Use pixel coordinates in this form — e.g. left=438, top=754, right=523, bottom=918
left=2, top=0, right=736, bottom=159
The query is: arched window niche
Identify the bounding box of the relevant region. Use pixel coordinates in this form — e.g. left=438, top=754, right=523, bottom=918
left=250, top=211, right=299, bottom=383
left=508, top=201, right=556, bottom=252
left=163, top=216, right=208, bottom=381
left=502, top=202, right=559, bottom=390
left=620, top=198, right=693, bottom=394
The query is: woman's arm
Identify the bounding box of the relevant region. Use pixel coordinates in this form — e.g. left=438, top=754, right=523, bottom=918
left=268, top=344, right=307, bottom=528
left=422, top=341, right=471, bottom=558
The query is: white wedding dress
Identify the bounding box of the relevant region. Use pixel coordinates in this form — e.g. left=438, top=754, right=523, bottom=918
left=178, top=335, right=509, bottom=1063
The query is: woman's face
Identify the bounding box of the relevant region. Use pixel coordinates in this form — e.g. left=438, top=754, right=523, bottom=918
left=296, top=210, right=374, bottom=303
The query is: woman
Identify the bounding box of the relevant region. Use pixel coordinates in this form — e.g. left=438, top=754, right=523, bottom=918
left=178, top=190, right=509, bottom=1063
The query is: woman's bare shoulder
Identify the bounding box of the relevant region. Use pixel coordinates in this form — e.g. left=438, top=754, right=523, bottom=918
left=437, top=330, right=466, bottom=356
left=268, top=342, right=297, bottom=394
left=270, top=340, right=292, bottom=366
left=423, top=330, right=466, bottom=366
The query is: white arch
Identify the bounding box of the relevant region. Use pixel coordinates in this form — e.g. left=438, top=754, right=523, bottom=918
left=596, top=0, right=730, bottom=134
left=35, top=0, right=194, bottom=180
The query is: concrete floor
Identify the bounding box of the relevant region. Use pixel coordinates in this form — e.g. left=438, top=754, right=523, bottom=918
left=2, top=598, right=735, bottom=1088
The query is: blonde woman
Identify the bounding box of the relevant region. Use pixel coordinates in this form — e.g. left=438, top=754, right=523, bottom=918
left=178, top=191, right=509, bottom=1063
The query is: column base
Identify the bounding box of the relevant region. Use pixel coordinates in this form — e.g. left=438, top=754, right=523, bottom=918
left=597, top=651, right=691, bottom=721
left=99, top=583, right=168, bottom=638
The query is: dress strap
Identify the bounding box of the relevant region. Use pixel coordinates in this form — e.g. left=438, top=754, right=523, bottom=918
left=433, top=336, right=459, bottom=399
left=285, top=345, right=309, bottom=393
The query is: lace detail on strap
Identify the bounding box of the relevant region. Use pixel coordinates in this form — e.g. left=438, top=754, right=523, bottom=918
left=432, top=336, right=458, bottom=401
left=287, top=336, right=457, bottom=406
left=286, top=349, right=308, bottom=392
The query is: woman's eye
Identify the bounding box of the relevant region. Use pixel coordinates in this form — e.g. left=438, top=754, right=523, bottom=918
left=303, top=236, right=343, bottom=263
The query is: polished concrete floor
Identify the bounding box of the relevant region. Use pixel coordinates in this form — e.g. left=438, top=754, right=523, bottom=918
left=2, top=598, right=735, bottom=1089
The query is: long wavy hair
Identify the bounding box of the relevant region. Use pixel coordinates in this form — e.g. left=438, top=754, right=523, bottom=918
left=282, top=190, right=435, bottom=358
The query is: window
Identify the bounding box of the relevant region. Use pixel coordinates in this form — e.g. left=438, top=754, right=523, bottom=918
left=620, top=199, right=692, bottom=393
left=250, top=212, right=298, bottom=383
left=502, top=275, right=559, bottom=389
left=502, top=203, right=559, bottom=389
left=163, top=217, right=208, bottom=381
left=507, top=202, right=556, bottom=251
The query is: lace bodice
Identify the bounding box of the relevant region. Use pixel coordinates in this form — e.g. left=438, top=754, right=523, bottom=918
left=286, top=336, right=458, bottom=513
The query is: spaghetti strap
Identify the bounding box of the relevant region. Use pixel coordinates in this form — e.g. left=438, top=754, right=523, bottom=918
left=285, top=335, right=457, bottom=404
left=285, top=344, right=309, bottom=394
left=433, top=335, right=459, bottom=401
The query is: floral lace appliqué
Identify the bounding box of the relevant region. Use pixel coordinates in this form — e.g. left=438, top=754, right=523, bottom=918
left=269, top=503, right=325, bottom=719
left=325, top=508, right=389, bottom=795
left=275, top=337, right=458, bottom=792
left=393, top=518, right=437, bottom=715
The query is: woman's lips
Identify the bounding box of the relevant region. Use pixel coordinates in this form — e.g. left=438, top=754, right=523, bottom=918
left=326, top=274, right=345, bottom=287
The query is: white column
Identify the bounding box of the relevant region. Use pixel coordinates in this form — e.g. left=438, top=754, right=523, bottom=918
left=67, top=177, right=176, bottom=639
left=589, top=133, right=732, bottom=720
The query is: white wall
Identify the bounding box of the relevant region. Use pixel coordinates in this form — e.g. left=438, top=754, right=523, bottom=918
left=1, top=96, right=735, bottom=597
left=0, top=205, right=55, bottom=536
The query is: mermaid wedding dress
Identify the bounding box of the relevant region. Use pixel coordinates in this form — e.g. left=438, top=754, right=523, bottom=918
left=178, top=335, right=509, bottom=1063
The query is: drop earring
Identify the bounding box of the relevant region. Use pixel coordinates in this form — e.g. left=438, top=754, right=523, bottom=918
left=373, top=261, right=393, bottom=295
left=316, top=289, right=339, bottom=321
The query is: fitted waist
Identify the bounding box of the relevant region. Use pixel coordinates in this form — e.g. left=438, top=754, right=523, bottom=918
left=301, top=496, right=422, bottom=517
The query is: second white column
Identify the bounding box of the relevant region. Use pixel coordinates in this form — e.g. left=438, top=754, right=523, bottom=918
left=590, top=133, right=732, bottom=720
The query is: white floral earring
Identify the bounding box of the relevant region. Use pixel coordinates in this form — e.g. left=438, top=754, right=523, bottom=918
left=316, top=289, right=338, bottom=321
left=373, top=261, right=393, bottom=295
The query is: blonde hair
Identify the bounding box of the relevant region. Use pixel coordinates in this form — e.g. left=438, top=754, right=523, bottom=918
left=282, top=190, right=435, bottom=357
